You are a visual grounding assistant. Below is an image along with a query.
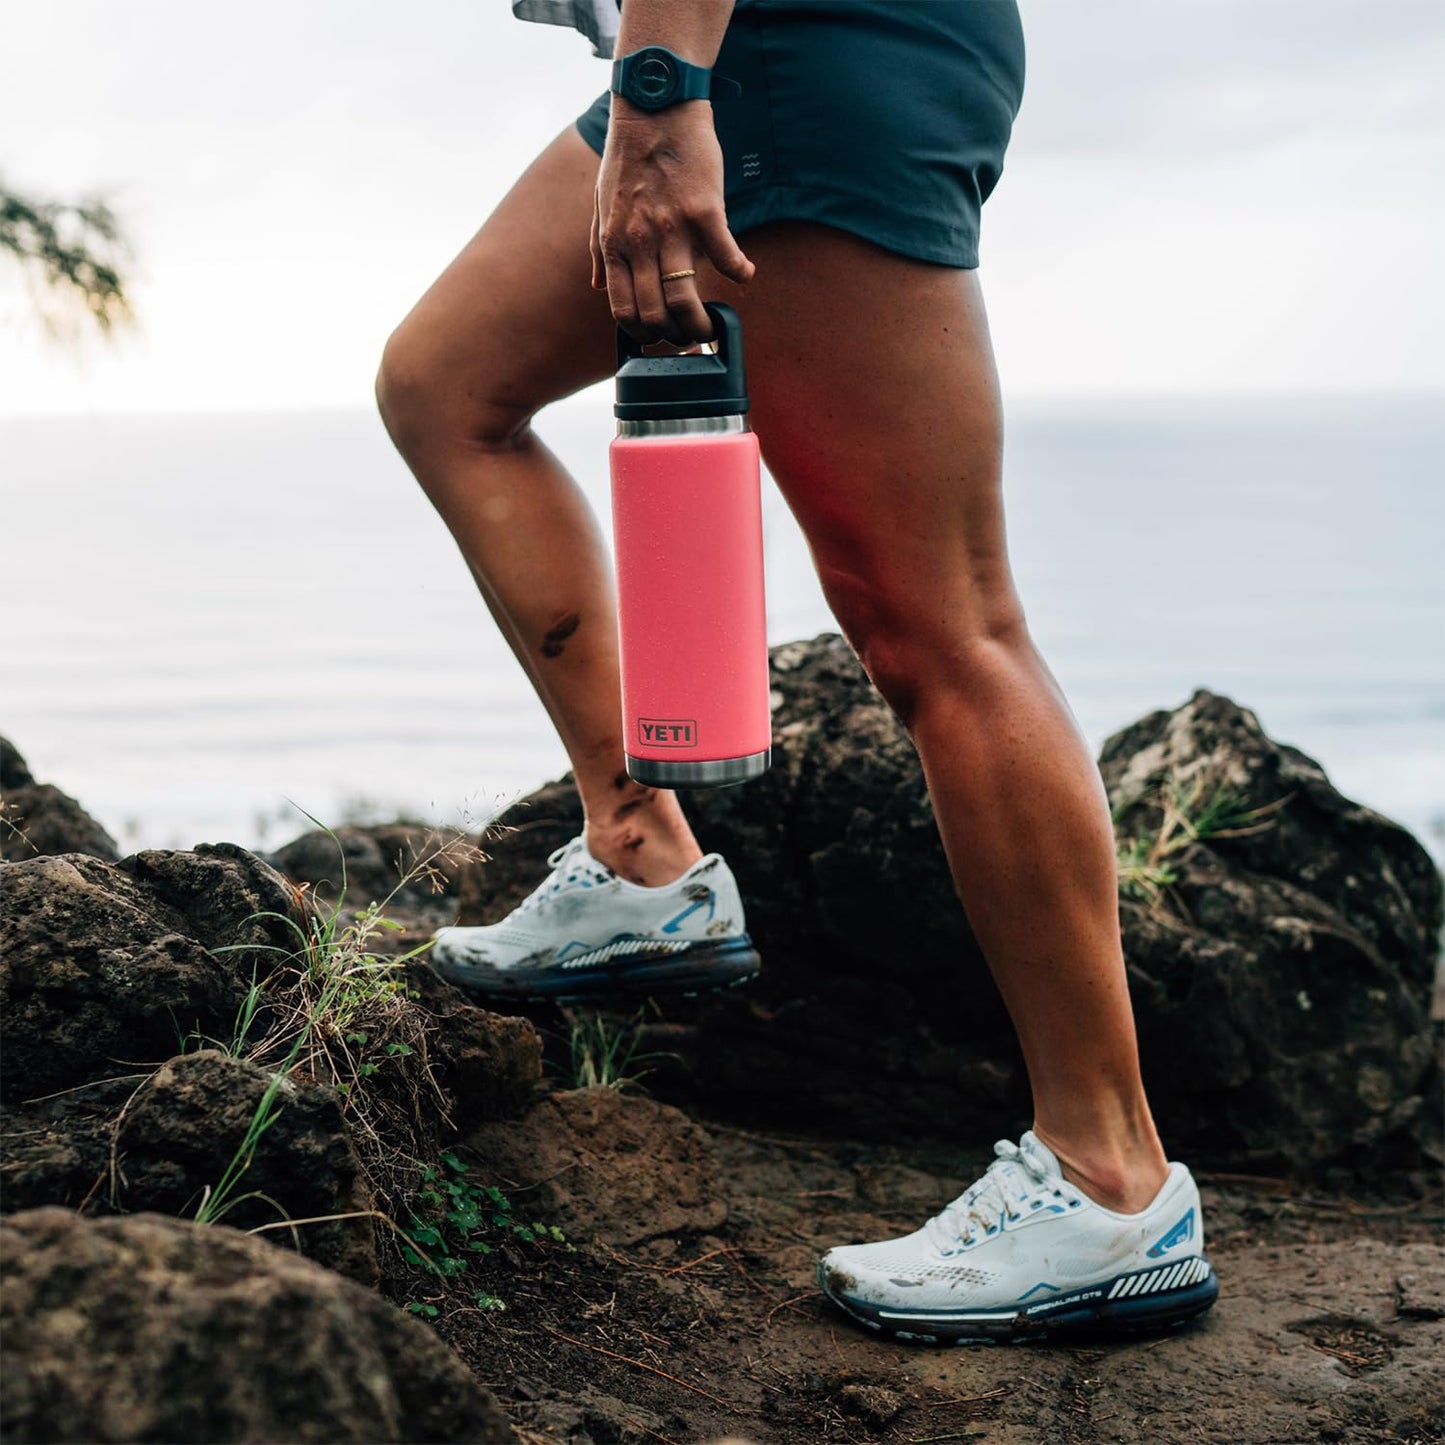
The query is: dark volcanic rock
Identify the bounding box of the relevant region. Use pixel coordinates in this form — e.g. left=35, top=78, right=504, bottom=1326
left=453, top=635, right=1442, bottom=1173
left=0, top=1076, right=136, bottom=1214
left=0, top=736, right=34, bottom=789
left=270, top=822, right=479, bottom=914
left=0, top=855, right=243, bottom=1104
left=0, top=1053, right=376, bottom=1284
left=0, top=736, right=119, bottom=862
left=267, top=823, right=487, bottom=1083
left=0, top=847, right=302, bottom=1103
left=120, top=842, right=302, bottom=964
left=0, top=1208, right=514, bottom=1444
left=266, top=826, right=544, bottom=1125
left=404, top=964, right=543, bottom=1125
left=1102, top=690, right=1442, bottom=1171
left=118, top=1050, right=377, bottom=1283
left=463, top=1087, right=728, bottom=1247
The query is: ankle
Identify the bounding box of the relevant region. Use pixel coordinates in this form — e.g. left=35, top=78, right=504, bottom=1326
left=1031, top=1120, right=1170, bottom=1215
left=583, top=801, right=701, bottom=888
left=588, top=831, right=702, bottom=886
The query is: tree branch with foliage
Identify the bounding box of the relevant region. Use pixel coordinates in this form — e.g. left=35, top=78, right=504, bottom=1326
left=0, top=177, right=133, bottom=336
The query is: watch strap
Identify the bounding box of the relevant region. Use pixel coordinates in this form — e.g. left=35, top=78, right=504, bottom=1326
left=610, top=47, right=742, bottom=108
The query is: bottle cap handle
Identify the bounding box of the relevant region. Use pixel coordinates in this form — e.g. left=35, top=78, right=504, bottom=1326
left=613, top=302, right=749, bottom=420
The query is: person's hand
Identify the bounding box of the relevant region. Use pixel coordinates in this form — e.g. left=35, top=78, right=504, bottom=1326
left=590, top=99, right=755, bottom=344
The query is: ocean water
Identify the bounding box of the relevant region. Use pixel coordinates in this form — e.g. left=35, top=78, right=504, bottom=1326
left=2, top=394, right=1441, bottom=861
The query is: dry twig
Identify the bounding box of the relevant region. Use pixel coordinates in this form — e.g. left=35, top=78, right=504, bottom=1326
left=542, top=1326, right=732, bottom=1409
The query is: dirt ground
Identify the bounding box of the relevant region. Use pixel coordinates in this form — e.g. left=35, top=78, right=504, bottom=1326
left=386, top=1098, right=1444, bottom=1445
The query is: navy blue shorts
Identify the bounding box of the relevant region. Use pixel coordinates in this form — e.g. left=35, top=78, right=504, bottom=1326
left=577, top=0, right=1025, bottom=269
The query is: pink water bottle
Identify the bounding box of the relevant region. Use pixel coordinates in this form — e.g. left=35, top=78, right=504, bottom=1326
left=610, top=303, right=771, bottom=788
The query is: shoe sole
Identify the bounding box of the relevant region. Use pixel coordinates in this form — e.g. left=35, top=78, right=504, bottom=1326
left=433, top=935, right=761, bottom=1005
left=819, top=1255, right=1219, bottom=1345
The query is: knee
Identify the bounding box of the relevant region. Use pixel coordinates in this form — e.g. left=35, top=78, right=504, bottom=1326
left=821, top=562, right=1029, bottom=732
left=375, top=319, right=531, bottom=464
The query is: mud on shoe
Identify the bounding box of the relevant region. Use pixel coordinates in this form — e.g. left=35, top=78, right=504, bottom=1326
left=429, top=836, right=760, bottom=1004
left=818, top=1131, right=1218, bottom=1344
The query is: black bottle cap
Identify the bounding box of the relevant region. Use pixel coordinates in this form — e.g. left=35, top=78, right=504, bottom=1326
left=614, top=302, right=750, bottom=420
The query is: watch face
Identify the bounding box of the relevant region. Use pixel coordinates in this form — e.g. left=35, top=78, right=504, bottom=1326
left=630, top=47, right=679, bottom=108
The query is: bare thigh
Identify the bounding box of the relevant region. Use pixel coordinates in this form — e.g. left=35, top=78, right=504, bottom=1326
left=724, top=224, right=1019, bottom=699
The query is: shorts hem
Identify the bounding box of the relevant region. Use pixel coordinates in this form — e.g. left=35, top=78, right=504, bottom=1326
left=727, top=187, right=980, bottom=270
left=576, top=111, right=607, bottom=156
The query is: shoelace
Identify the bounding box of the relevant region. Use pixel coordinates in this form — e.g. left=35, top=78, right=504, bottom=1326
left=923, top=1138, right=1057, bottom=1252
left=506, top=839, right=609, bottom=921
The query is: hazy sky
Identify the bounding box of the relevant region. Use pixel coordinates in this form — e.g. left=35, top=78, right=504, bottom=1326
left=2, top=0, right=1442, bottom=413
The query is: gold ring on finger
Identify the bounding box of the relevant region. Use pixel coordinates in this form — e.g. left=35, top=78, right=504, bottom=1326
left=660, top=269, right=698, bottom=283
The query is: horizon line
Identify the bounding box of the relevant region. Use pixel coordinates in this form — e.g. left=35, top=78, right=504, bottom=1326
left=3, top=386, right=1443, bottom=426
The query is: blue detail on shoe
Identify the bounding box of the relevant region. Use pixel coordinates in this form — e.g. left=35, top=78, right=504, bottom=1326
left=661, top=893, right=716, bottom=934
left=1146, top=1207, right=1195, bottom=1258
left=1016, top=1281, right=1059, bottom=1302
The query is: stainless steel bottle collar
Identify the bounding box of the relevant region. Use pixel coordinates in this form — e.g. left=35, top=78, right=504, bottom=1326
left=626, top=749, right=771, bottom=788
left=616, top=415, right=750, bottom=437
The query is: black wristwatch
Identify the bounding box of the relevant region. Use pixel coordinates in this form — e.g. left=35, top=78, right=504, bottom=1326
left=611, top=45, right=741, bottom=112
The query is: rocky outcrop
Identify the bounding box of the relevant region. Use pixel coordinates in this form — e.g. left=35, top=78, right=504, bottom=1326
left=267, top=825, right=544, bottom=1124
left=1103, top=690, right=1442, bottom=1173
left=122, top=1050, right=377, bottom=1282
left=0, top=845, right=300, bottom=1103
left=0, top=792, right=545, bottom=1274
left=0, top=1050, right=377, bottom=1284
left=0, top=1208, right=514, bottom=1444
left=464, top=1087, right=728, bottom=1247
left=404, top=963, right=544, bottom=1124
left=1, top=736, right=119, bottom=862
left=271, top=822, right=478, bottom=914
left=454, top=634, right=1443, bottom=1174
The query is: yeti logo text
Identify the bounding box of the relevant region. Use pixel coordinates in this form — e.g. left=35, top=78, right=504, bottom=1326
left=639, top=718, right=698, bottom=748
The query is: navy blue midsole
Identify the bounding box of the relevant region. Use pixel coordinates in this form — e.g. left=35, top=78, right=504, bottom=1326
left=824, top=1259, right=1219, bottom=1341
left=436, top=936, right=761, bottom=1002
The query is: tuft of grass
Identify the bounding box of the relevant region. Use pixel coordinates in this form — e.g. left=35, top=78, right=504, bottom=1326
left=566, top=1006, right=667, bottom=1092
left=1115, top=837, right=1178, bottom=905
left=193, top=1067, right=291, bottom=1226
left=195, top=811, right=482, bottom=1228
left=1115, top=770, right=1288, bottom=908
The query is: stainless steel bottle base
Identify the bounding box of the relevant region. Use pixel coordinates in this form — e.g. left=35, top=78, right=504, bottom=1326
left=625, top=749, right=771, bottom=789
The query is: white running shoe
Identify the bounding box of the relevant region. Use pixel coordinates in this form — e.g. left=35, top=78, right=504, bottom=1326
left=430, top=836, right=760, bottom=1004
left=818, top=1131, right=1218, bottom=1344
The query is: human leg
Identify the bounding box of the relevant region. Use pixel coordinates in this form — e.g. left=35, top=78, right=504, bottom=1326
left=732, top=223, right=1167, bottom=1210
left=375, top=126, right=701, bottom=885
left=724, top=223, right=1214, bottom=1338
